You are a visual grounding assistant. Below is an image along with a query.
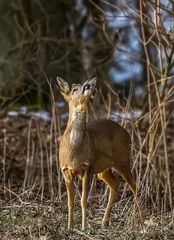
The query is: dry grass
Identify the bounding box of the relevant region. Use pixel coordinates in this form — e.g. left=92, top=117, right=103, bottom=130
left=0, top=199, right=174, bottom=240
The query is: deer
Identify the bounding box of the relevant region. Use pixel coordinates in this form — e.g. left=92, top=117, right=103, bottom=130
left=57, top=76, right=139, bottom=230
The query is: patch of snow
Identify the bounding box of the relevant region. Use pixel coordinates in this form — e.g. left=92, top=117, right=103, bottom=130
left=30, top=110, right=51, bottom=121
left=19, top=106, right=28, bottom=115
left=56, top=101, right=66, bottom=108
left=110, top=110, right=142, bottom=122
left=60, top=112, right=69, bottom=120
left=7, top=111, right=18, bottom=117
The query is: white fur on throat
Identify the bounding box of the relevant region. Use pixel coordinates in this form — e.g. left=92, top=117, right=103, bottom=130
left=70, top=129, right=80, bottom=145
left=69, top=111, right=84, bottom=145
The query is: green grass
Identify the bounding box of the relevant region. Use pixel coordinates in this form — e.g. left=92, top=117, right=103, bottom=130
left=0, top=201, right=174, bottom=240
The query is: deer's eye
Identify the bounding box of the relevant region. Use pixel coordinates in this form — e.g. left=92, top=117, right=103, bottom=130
left=72, top=87, right=78, bottom=93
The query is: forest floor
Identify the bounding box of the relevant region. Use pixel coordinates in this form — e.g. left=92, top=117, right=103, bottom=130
left=1, top=199, right=174, bottom=240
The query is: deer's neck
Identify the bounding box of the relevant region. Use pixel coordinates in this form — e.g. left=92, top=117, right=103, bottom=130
left=66, top=108, right=87, bottom=146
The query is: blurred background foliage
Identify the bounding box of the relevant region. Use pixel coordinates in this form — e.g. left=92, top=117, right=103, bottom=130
left=0, top=0, right=174, bottom=108
left=0, top=0, right=113, bottom=107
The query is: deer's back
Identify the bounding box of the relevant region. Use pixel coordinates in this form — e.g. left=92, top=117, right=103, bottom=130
left=87, top=119, right=130, bottom=143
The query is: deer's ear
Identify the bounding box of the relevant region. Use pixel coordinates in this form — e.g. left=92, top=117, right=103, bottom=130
left=87, top=76, right=97, bottom=86
left=83, top=76, right=97, bottom=88
left=56, top=76, right=70, bottom=101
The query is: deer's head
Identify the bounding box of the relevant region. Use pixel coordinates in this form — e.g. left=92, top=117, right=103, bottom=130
left=56, top=76, right=97, bottom=111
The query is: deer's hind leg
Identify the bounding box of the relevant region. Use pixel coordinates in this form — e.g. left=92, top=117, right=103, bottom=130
left=120, top=170, right=136, bottom=195
left=98, top=169, right=120, bottom=227
left=118, top=167, right=143, bottom=224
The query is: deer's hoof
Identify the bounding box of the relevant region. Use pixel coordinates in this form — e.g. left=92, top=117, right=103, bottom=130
left=101, top=219, right=109, bottom=228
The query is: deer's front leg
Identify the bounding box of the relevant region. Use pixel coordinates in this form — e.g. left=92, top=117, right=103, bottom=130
left=81, top=168, right=90, bottom=230
left=63, top=169, right=74, bottom=230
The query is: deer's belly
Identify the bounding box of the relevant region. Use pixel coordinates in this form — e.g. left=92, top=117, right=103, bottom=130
left=60, top=158, right=90, bottom=171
